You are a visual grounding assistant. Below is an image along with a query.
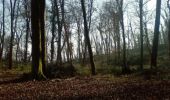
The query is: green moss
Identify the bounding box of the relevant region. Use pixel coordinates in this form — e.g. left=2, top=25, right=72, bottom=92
left=38, top=57, right=47, bottom=80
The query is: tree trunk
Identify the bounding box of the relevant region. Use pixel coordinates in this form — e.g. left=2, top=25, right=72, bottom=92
left=116, top=0, right=130, bottom=73
left=24, top=0, right=30, bottom=63
left=0, top=0, right=6, bottom=63
left=139, top=0, right=144, bottom=70
left=129, top=22, right=137, bottom=49
left=50, top=1, right=56, bottom=63
left=77, top=21, right=81, bottom=62
left=168, top=1, right=170, bottom=58
left=31, top=0, right=46, bottom=79
left=9, top=0, right=17, bottom=69
left=81, top=0, right=96, bottom=75
left=151, top=0, right=161, bottom=68
left=168, top=19, right=170, bottom=58
left=144, top=22, right=151, bottom=55
left=56, top=0, right=63, bottom=65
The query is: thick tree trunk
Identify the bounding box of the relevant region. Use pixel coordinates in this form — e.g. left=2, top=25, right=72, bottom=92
left=151, top=0, right=161, bottom=68
left=81, top=0, right=96, bottom=75
left=31, top=0, right=46, bottom=79
left=40, top=0, right=46, bottom=72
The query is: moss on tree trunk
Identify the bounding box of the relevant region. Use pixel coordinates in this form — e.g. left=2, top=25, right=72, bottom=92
left=31, top=0, right=46, bottom=80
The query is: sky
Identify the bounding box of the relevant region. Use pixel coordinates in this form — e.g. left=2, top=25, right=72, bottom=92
left=95, top=0, right=156, bottom=11
left=94, top=0, right=157, bottom=29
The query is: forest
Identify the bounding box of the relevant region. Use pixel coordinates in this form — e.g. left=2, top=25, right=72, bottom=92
left=0, top=0, right=169, bottom=99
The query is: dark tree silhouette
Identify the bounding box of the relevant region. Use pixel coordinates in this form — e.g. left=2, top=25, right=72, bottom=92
left=31, top=0, right=46, bottom=79
left=0, top=0, right=6, bottom=63
left=23, top=0, right=30, bottom=63
left=139, top=0, right=144, bottom=70
left=81, top=0, right=96, bottom=75
left=151, top=0, right=162, bottom=68
left=116, top=0, right=130, bottom=73
left=9, top=0, right=17, bottom=69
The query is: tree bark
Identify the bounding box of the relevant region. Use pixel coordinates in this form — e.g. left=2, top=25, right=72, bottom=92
left=0, top=0, right=6, bottom=63
left=9, top=0, right=17, bottom=69
left=151, top=0, right=161, bottom=68
left=116, top=0, right=130, bottom=73
left=139, top=0, right=144, bottom=70
left=168, top=0, right=170, bottom=58
left=81, top=0, right=96, bottom=75
left=24, top=0, right=30, bottom=63
left=50, top=0, right=56, bottom=63
left=31, top=0, right=46, bottom=79
left=56, top=0, right=63, bottom=65
left=144, top=22, right=151, bottom=55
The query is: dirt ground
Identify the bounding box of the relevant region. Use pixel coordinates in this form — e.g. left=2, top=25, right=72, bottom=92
left=0, top=72, right=170, bottom=100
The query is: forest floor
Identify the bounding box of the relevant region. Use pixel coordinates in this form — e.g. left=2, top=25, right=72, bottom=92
left=0, top=71, right=170, bottom=100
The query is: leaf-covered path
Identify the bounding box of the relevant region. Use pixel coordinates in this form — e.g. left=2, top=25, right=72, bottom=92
left=0, top=74, right=170, bottom=100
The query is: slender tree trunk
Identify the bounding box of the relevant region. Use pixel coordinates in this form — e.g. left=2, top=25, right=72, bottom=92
left=24, top=18, right=29, bottom=63
left=9, top=0, right=17, bottom=69
left=77, top=21, right=81, bottom=62
left=24, top=0, right=30, bottom=63
left=144, top=22, right=151, bottom=55
left=50, top=1, right=56, bottom=63
left=116, top=15, right=121, bottom=65
left=168, top=19, right=170, bottom=58
left=81, top=0, right=96, bottom=75
left=56, top=0, right=62, bottom=65
left=116, top=0, right=130, bottom=73
left=61, top=0, right=72, bottom=63
left=9, top=12, right=14, bottom=69
left=16, top=42, right=20, bottom=62
left=139, top=0, right=144, bottom=70
left=0, top=0, right=5, bottom=63
left=168, top=1, right=170, bottom=58
left=129, top=22, right=137, bottom=49
left=151, top=0, right=161, bottom=68
left=14, top=1, right=19, bottom=64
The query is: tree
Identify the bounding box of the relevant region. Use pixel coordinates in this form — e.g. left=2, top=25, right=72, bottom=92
left=50, top=0, right=56, bottom=63
left=14, top=0, right=21, bottom=63
left=9, top=0, right=17, bottom=69
left=31, top=0, right=46, bottom=79
left=116, top=0, right=130, bottom=73
left=81, top=0, right=96, bottom=75
left=56, top=0, right=63, bottom=65
left=68, top=1, right=83, bottom=62
left=139, top=0, right=144, bottom=70
left=151, top=0, right=162, bottom=68
left=0, top=0, right=6, bottom=63
left=167, top=0, right=170, bottom=58
left=23, top=0, right=30, bottom=63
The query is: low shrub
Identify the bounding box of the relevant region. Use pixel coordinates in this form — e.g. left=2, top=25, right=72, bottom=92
left=45, top=63, right=76, bottom=78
